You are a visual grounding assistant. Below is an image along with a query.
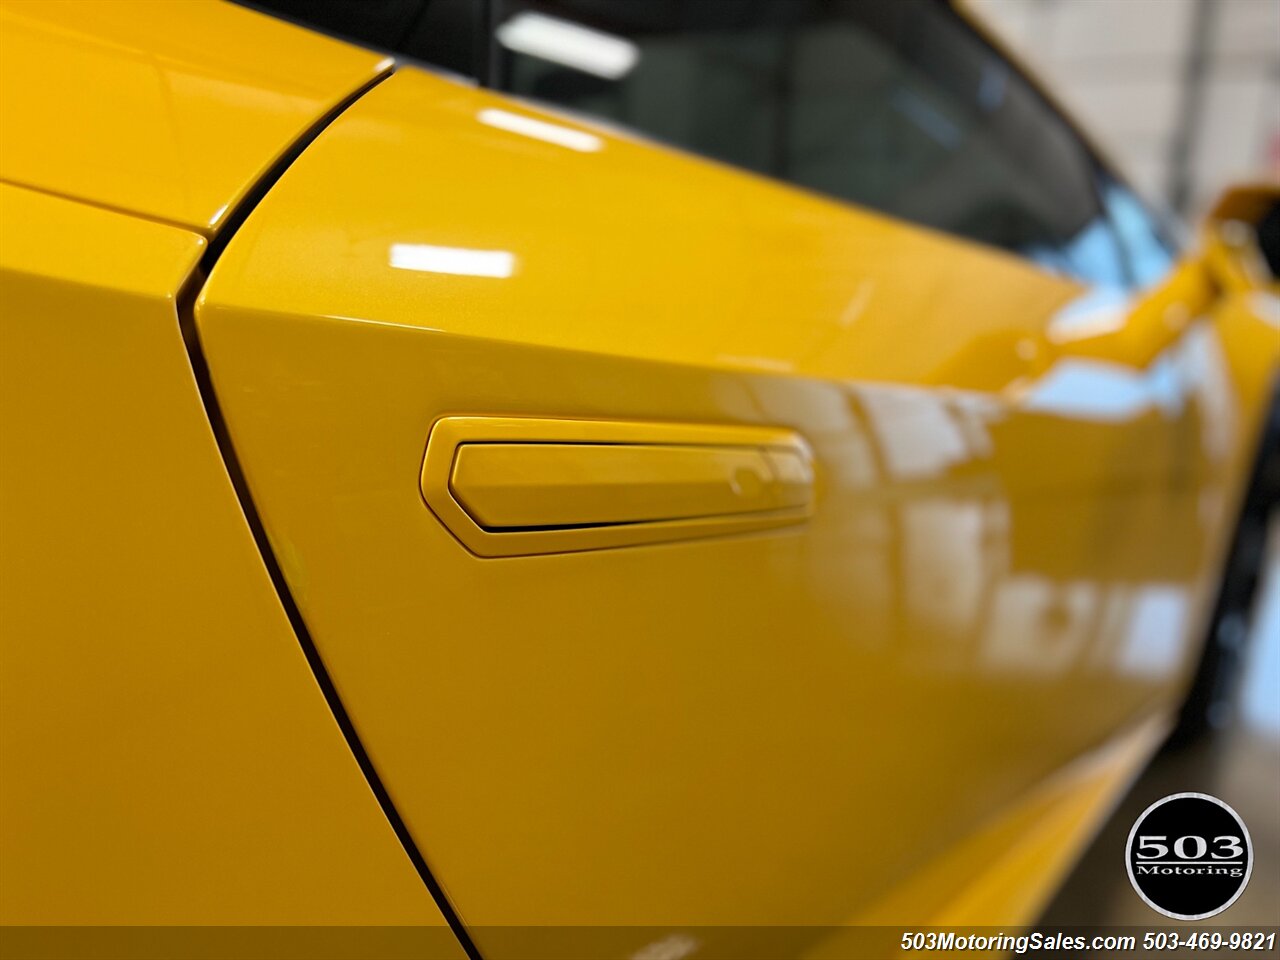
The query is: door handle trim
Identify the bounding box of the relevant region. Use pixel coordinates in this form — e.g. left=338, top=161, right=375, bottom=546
left=420, top=417, right=813, bottom=557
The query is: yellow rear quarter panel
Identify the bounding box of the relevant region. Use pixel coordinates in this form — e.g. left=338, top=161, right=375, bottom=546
left=0, top=182, right=459, bottom=951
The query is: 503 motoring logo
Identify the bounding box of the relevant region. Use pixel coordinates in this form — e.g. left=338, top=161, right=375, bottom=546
left=1126, top=793, right=1254, bottom=920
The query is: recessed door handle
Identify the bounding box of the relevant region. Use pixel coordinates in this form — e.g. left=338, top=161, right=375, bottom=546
left=453, top=443, right=802, bottom=529
left=421, top=418, right=813, bottom=556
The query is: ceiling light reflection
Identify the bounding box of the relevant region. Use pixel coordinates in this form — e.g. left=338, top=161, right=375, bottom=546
left=1046, top=285, right=1130, bottom=342
left=389, top=243, right=516, bottom=278
left=496, top=11, right=639, bottom=80
left=477, top=107, right=603, bottom=152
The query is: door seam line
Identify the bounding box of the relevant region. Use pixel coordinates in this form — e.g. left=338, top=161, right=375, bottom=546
left=173, top=67, right=485, bottom=960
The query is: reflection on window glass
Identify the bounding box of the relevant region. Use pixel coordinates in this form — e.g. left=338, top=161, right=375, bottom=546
left=1100, top=178, right=1176, bottom=288
left=494, top=0, right=1131, bottom=285
left=1026, top=215, right=1129, bottom=290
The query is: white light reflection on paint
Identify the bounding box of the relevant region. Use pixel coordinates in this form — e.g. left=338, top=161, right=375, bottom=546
left=1046, top=285, right=1131, bottom=342
left=1021, top=356, right=1182, bottom=423
left=389, top=243, right=516, bottom=278
left=478, top=108, right=603, bottom=153
left=630, top=933, right=700, bottom=960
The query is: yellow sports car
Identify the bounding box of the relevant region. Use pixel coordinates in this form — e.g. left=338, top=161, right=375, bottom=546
left=1, top=1, right=1276, bottom=957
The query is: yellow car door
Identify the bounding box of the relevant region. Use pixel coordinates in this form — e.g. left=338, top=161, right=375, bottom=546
left=188, top=2, right=1273, bottom=954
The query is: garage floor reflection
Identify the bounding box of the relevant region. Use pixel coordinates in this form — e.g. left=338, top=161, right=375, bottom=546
left=1039, top=521, right=1280, bottom=940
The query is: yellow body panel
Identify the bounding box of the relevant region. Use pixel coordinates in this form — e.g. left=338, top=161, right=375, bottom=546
left=0, top=0, right=1276, bottom=953
left=0, top=183, right=458, bottom=950
left=799, top=715, right=1169, bottom=956
left=0, top=0, right=388, bottom=235
left=192, top=66, right=1278, bottom=955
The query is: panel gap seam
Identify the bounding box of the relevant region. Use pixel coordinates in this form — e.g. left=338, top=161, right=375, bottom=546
left=172, top=68, right=485, bottom=960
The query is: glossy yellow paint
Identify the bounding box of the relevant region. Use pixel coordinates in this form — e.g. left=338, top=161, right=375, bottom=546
left=1047, top=257, right=1218, bottom=368
left=826, top=715, right=1168, bottom=934
left=1203, top=184, right=1280, bottom=295
left=0, top=183, right=459, bottom=950
left=0, top=0, right=388, bottom=235
left=193, top=64, right=1278, bottom=956
left=423, top=416, right=812, bottom=555
left=2, top=0, right=1276, bottom=950
left=452, top=445, right=791, bottom=524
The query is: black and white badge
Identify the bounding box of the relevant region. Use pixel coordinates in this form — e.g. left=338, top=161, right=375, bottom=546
left=1126, top=793, right=1253, bottom=920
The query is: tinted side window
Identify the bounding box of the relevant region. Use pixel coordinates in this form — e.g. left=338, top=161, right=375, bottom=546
left=241, top=0, right=480, bottom=79
left=494, top=0, right=1127, bottom=283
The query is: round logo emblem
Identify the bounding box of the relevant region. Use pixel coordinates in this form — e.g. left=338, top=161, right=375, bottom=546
left=1126, top=793, right=1252, bottom=920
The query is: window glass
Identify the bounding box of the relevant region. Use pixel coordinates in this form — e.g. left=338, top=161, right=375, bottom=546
left=240, top=0, right=479, bottom=79
left=494, top=0, right=1129, bottom=284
